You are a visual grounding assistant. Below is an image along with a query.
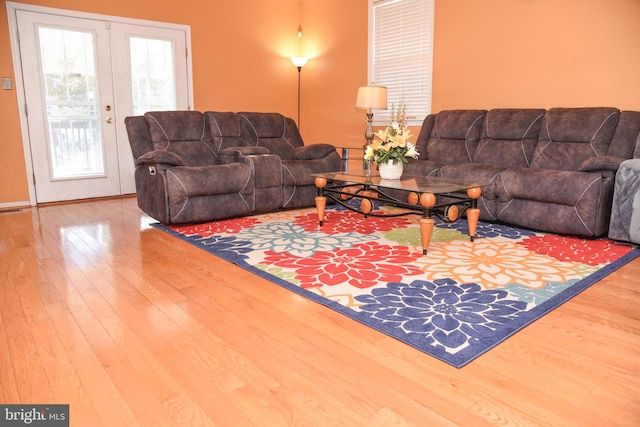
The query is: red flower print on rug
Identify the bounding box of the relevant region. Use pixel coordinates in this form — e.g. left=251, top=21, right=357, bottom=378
left=263, top=241, right=424, bottom=289
left=517, top=234, right=634, bottom=266
left=295, top=209, right=412, bottom=234
left=168, top=217, right=260, bottom=237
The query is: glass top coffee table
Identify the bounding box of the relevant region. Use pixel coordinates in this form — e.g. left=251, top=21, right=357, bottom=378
left=311, top=170, right=486, bottom=255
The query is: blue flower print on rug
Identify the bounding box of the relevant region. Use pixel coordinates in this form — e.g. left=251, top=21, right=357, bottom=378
left=192, top=235, right=254, bottom=263
left=439, top=220, right=538, bottom=240
left=354, top=278, right=529, bottom=355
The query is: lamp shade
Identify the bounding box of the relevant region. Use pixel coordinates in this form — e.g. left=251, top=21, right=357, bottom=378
left=356, top=85, right=388, bottom=110
left=291, top=56, right=308, bottom=68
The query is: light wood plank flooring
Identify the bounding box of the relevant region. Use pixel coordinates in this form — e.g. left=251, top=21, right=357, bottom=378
left=1, top=197, right=639, bottom=426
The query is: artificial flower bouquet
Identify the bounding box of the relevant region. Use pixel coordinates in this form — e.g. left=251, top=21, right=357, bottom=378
left=364, top=102, right=419, bottom=166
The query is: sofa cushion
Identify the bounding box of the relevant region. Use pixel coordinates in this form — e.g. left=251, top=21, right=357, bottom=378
left=161, top=162, right=254, bottom=222
left=421, top=110, right=486, bottom=164
left=205, top=111, right=246, bottom=152
left=530, top=107, right=620, bottom=171
left=145, top=111, right=206, bottom=143
left=499, top=167, right=608, bottom=206
left=404, top=159, right=444, bottom=177
left=164, top=164, right=252, bottom=197
left=497, top=167, right=615, bottom=236
left=240, top=112, right=286, bottom=137
left=145, top=111, right=217, bottom=167
left=473, top=109, right=545, bottom=167
left=438, top=163, right=506, bottom=221
left=608, top=111, right=640, bottom=158
left=125, top=116, right=155, bottom=159
left=261, top=138, right=296, bottom=160
left=239, top=112, right=297, bottom=160
left=281, top=150, right=342, bottom=208
left=293, top=144, right=338, bottom=160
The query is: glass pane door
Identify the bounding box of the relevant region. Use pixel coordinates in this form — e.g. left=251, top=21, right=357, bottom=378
left=39, top=27, right=105, bottom=179
left=13, top=5, right=191, bottom=203
left=110, top=23, right=190, bottom=195
left=17, top=10, right=121, bottom=203
left=130, top=37, right=177, bottom=114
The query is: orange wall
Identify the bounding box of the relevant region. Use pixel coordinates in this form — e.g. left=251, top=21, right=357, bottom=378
left=432, top=0, right=640, bottom=111
left=1, top=0, right=639, bottom=205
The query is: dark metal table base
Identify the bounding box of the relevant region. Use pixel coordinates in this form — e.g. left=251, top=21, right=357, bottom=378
left=313, top=177, right=482, bottom=255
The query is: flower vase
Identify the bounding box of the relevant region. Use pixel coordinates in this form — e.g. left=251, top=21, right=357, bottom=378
left=377, top=161, right=404, bottom=180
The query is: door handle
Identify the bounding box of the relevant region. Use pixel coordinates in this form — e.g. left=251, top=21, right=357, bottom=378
left=106, top=117, right=113, bottom=123
left=105, top=105, right=112, bottom=111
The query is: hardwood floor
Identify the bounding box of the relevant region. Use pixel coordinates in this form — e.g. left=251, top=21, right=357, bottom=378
left=1, top=197, right=639, bottom=426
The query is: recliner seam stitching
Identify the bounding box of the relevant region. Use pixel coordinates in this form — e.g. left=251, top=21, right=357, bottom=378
left=166, top=170, right=189, bottom=222
left=589, top=112, right=618, bottom=156
left=146, top=114, right=172, bottom=151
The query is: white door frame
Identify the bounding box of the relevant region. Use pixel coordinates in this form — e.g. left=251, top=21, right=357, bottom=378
left=6, top=1, right=194, bottom=206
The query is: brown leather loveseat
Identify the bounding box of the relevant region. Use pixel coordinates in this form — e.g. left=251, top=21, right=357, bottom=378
left=125, top=110, right=341, bottom=224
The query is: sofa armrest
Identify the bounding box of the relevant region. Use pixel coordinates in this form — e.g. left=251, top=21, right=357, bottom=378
left=220, top=146, right=270, bottom=156
left=135, top=150, right=184, bottom=166
left=578, top=155, right=625, bottom=172
left=219, top=146, right=270, bottom=163
left=293, top=143, right=338, bottom=160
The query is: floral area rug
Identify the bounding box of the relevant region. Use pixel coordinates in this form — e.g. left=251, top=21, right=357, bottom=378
left=153, top=204, right=639, bottom=368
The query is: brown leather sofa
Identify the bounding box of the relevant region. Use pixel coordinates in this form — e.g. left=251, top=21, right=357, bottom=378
left=125, top=110, right=341, bottom=224
left=404, top=107, right=640, bottom=238
left=609, top=159, right=640, bottom=243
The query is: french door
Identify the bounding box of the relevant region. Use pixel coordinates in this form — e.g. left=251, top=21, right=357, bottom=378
left=12, top=5, right=191, bottom=203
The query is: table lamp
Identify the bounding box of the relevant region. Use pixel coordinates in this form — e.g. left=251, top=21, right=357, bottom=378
left=356, top=84, right=388, bottom=170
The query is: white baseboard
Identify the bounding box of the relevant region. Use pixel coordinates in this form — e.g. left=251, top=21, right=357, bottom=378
left=0, top=201, right=31, bottom=211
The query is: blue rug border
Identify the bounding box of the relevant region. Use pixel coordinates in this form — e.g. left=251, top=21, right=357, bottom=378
left=152, top=222, right=640, bottom=368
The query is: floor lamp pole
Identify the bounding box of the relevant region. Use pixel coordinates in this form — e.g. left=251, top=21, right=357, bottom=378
left=296, top=66, right=302, bottom=129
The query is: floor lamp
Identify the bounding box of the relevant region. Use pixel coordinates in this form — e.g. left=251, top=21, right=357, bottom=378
left=356, top=85, right=388, bottom=171
left=291, top=56, right=308, bottom=128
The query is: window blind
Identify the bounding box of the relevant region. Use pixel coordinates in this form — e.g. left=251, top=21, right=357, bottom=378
left=369, top=0, right=434, bottom=125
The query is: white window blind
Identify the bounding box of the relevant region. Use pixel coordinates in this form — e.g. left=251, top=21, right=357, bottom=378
left=369, top=0, right=434, bottom=125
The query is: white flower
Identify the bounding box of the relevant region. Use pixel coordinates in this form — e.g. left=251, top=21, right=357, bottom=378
left=405, top=141, right=419, bottom=159
left=390, top=121, right=402, bottom=135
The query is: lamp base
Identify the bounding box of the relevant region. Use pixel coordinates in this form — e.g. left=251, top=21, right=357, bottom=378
left=363, top=111, right=374, bottom=171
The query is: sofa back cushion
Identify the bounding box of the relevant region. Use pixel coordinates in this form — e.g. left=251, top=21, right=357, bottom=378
left=608, top=110, right=640, bottom=159
left=474, top=109, right=545, bottom=167
left=204, top=111, right=246, bottom=152
left=239, top=112, right=302, bottom=160
left=530, top=107, right=620, bottom=171
left=125, top=116, right=155, bottom=160
left=417, top=110, right=486, bottom=164
left=144, top=111, right=218, bottom=166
